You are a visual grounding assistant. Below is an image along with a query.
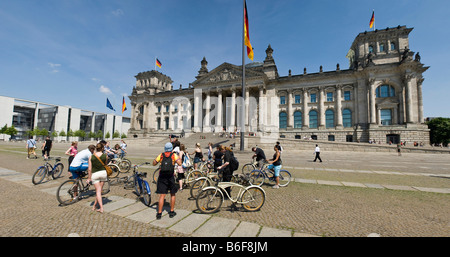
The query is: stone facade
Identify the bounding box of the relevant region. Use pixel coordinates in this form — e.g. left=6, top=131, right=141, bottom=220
left=128, top=26, right=430, bottom=144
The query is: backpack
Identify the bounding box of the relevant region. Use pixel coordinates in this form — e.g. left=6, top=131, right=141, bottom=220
left=229, top=151, right=239, bottom=172
left=160, top=152, right=174, bottom=174
left=182, top=152, right=191, bottom=169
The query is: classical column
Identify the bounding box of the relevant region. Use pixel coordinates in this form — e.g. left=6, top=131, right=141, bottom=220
left=245, top=89, right=250, bottom=130
left=193, top=88, right=202, bottom=132
left=336, top=85, right=343, bottom=128
left=404, top=75, right=413, bottom=123
left=215, top=88, right=223, bottom=132
left=302, top=89, right=309, bottom=129
left=319, top=87, right=325, bottom=128
left=91, top=112, right=96, bottom=132
left=203, top=89, right=211, bottom=132
left=417, top=78, right=424, bottom=124
left=229, top=87, right=236, bottom=131
left=369, top=79, right=376, bottom=124
left=168, top=102, right=173, bottom=130
left=288, top=89, right=294, bottom=128
left=258, top=85, right=265, bottom=131
left=160, top=105, right=164, bottom=130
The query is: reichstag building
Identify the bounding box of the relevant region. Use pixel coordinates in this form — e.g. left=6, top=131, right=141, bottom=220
left=128, top=26, right=429, bottom=144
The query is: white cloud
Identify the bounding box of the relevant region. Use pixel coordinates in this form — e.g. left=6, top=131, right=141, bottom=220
left=111, top=9, right=124, bottom=17
left=48, top=62, right=61, bottom=73
left=91, top=78, right=100, bottom=82
left=99, top=85, right=112, bottom=95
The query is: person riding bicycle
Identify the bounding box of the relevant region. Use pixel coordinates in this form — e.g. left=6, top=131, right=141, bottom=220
left=251, top=146, right=266, bottom=168
left=267, top=145, right=282, bottom=189
left=69, top=145, right=95, bottom=179
left=152, top=142, right=182, bottom=220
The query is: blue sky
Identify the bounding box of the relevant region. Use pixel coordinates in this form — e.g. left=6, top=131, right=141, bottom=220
left=0, top=0, right=449, bottom=118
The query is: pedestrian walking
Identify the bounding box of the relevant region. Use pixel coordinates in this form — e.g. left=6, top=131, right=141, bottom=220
left=152, top=142, right=182, bottom=220
left=42, top=136, right=52, bottom=160
left=313, top=144, right=322, bottom=162
left=26, top=136, right=37, bottom=159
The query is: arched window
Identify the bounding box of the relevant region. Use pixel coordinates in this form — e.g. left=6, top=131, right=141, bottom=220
left=325, top=109, right=335, bottom=128
left=376, top=85, right=395, bottom=98
left=309, top=110, right=318, bottom=129
left=342, top=109, right=352, bottom=128
left=294, top=111, right=302, bottom=128
left=369, top=45, right=374, bottom=53
left=279, top=112, right=287, bottom=129
left=390, top=42, right=396, bottom=51
left=379, top=43, right=385, bottom=52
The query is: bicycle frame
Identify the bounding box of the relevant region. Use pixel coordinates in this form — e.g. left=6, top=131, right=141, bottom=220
left=201, top=182, right=264, bottom=205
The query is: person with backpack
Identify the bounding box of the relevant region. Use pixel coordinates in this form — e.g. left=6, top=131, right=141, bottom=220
left=26, top=136, right=37, bottom=159
left=152, top=142, right=182, bottom=220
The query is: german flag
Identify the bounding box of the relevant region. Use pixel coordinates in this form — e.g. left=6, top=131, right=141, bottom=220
left=122, top=96, right=127, bottom=113
left=244, top=0, right=254, bottom=61
left=369, top=11, right=375, bottom=29
left=156, top=58, right=162, bottom=68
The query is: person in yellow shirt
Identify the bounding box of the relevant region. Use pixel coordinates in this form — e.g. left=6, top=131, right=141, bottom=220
left=153, top=142, right=182, bottom=219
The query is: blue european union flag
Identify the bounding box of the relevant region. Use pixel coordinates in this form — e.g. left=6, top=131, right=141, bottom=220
left=106, top=98, right=115, bottom=111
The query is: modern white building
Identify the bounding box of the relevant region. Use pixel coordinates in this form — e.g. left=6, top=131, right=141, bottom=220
left=0, top=95, right=130, bottom=141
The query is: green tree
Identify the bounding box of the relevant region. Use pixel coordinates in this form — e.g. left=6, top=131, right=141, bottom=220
left=74, top=130, right=86, bottom=140
left=51, top=131, right=58, bottom=138
left=105, top=131, right=111, bottom=139
left=88, top=131, right=96, bottom=139
left=40, top=128, right=49, bottom=137
left=0, top=124, right=7, bottom=134
left=95, top=130, right=103, bottom=140
left=121, top=133, right=127, bottom=139
left=427, top=118, right=450, bottom=146
left=113, top=130, right=120, bottom=139
left=59, top=130, right=66, bottom=137
left=5, top=125, right=18, bottom=137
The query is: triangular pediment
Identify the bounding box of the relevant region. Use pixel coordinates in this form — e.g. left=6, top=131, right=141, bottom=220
left=193, top=62, right=266, bottom=86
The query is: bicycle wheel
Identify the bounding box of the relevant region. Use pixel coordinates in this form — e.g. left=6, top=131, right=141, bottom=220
left=134, top=177, right=142, bottom=195
left=56, top=179, right=81, bottom=205
left=248, top=170, right=264, bottom=187
left=119, top=159, right=131, bottom=173
left=241, top=164, right=255, bottom=176
left=241, top=187, right=265, bottom=212
left=278, top=170, right=292, bottom=187
left=196, top=188, right=223, bottom=214
left=32, top=166, right=47, bottom=185
left=141, top=181, right=151, bottom=206
left=102, top=178, right=111, bottom=195
left=108, top=163, right=120, bottom=178
left=152, top=167, right=160, bottom=184
left=189, top=177, right=211, bottom=199
left=51, top=163, right=64, bottom=179
left=185, top=170, right=203, bottom=186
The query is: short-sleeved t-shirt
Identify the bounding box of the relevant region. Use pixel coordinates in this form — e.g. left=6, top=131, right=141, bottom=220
left=255, top=148, right=266, bottom=161
left=155, top=152, right=179, bottom=164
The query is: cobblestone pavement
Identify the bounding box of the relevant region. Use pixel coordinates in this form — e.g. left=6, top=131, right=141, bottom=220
left=0, top=141, right=449, bottom=237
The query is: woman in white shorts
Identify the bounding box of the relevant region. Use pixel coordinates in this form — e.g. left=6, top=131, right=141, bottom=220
left=87, top=143, right=108, bottom=213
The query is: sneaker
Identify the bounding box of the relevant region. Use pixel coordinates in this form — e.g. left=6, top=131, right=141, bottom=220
left=272, top=185, right=280, bottom=189
left=169, top=211, right=177, bottom=218
left=156, top=212, right=162, bottom=220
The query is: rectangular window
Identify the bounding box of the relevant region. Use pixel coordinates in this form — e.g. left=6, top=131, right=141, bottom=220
left=380, top=109, right=392, bottom=125
left=280, top=96, right=286, bottom=105
left=310, top=93, right=317, bottom=103
left=294, top=95, right=301, bottom=104
left=165, top=105, right=169, bottom=112
left=157, top=106, right=161, bottom=113
left=327, top=92, right=333, bottom=102
left=344, top=91, right=351, bottom=101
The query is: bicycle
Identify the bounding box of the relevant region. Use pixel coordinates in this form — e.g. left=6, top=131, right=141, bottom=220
left=110, top=154, right=132, bottom=173
left=56, top=169, right=111, bottom=206
left=195, top=179, right=266, bottom=214
left=248, top=162, right=292, bottom=187
left=152, top=165, right=203, bottom=189
left=190, top=172, right=250, bottom=199
left=32, top=156, right=64, bottom=185
left=241, top=157, right=258, bottom=176
left=129, top=162, right=152, bottom=206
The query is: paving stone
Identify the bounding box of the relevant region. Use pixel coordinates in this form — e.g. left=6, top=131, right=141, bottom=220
left=341, top=181, right=367, bottom=188
left=103, top=198, right=137, bottom=212
left=230, top=221, right=261, bottom=237
left=413, top=187, right=450, bottom=194
left=150, top=209, right=191, bottom=228
left=192, top=216, right=239, bottom=237
left=258, top=227, right=292, bottom=237
left=170, top=212, right=210, bottom=235
left=126, top=208, right=158, bottom=223
left=364, top=183, right=385, bottom=189
left=317, top=180, right=342, bottom=186
left=111, top=202, right=148, bottom=217
left=295, top=178, right=316, bottom=184
left=383, top=185, right=417, bottom=191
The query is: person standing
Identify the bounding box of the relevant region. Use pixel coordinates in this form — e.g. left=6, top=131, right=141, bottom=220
left=313, top=144, right=322, bottom=162
left=213, top=145, right=224, bottom=173
left=153, top=142, right=182, bottom=219
left=65, top=141, right=78, bottom=166
left=251, top=147, right=266, bottom=168
left=26, top=136, right=37, bottom=159
left=87, top=143, right=108, bottom=213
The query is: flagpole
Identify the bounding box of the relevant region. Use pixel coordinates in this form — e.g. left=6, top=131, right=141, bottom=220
left=373, top=9, right=375, bottom=31
left=240, top=0, right=246, bottom=151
